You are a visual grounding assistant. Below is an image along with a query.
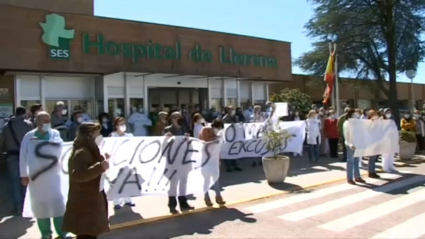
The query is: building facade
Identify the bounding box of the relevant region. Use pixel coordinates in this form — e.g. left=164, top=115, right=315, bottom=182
left=0, top=2, right=291, bottom=122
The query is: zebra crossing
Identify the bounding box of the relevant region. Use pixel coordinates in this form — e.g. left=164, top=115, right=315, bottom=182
left=243, top=171, right=425, bottom=239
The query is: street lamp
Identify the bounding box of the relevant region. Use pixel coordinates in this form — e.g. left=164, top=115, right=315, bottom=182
left=406, top=69, right=417, bottom=112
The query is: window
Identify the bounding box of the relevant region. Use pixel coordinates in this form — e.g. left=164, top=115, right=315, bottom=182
left=108, top=98, right=124, bottom=119
left=69, top=100, right=94, bottom=121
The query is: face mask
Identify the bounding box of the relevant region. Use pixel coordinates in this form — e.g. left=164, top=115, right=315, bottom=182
left=230, top=111, right=236, bottom=116
left=119, top=125, right=127, bottom=132
left=42, top=123, right=51, bottom=132
left=414, top=114, right=420, bottom=118
left=372, top=116, right=379, bottom=120
left=295, top=112, right=299, bottom=116
left=404, top=114, right=410, bottom=118
left=319, top=112, right=324, bottom=116
left=94, top=135, right=103, bottom=146
left=102, top=118, right=108, bottom=123
left=213, top=128, right=219, bottom=135
left=330, top=115, right=335, bottom=119
left=77, top=117, right=83, bottom=123
left=61, top=109, right=67, bottom=115
left=182, top=109, right=187, bottom=112
left=353, top=114, right=358, bottom=118
left=138, top=108, right=144, bottom=113
left=385, top=113, right=391, bottom=118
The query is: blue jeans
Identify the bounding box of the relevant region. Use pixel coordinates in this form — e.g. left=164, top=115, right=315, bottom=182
left=6, top=157, right=26, bottom=211
left=368, top=155, right=378, bottom=174
left=346, top=146, right=360, bottom=180
left=308, top=143, right=319, bottom=162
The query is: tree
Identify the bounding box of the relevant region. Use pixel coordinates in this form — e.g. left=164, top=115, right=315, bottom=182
left=270, top=88, right=313, bottom=113
left=295, top=0, right=425, bottom=126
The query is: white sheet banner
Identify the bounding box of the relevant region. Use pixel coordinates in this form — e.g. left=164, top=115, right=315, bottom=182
left=24, top=136, right=222, bottom=202
left=220, top=121, right=306, bottom=159
left=348, top=119, right=400, bottom=157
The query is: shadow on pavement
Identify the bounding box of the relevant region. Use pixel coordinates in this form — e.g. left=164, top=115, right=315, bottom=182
left=0, top=216, right=33, bottom=239
left=109, top=205, right=144, bottom=225
left=102, top=207, right=256, bottom=239
left=268, top=182, right=304, bottom=192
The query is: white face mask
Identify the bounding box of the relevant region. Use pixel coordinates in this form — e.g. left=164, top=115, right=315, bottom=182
left=330, top=115, right=335, bottom=119
left=213, top=128, right=219, bottom=135
left=42, top=123, right=51, bottom=132
left=372, top=116, right=379, bottom=120
left=385, top=113, right=391, bottom=118
left=77, top=117, right=83, bottom=123
left=404, top=114, right=410, bottom=118
left=61, top=109, right=67, bottom=115
left=414, top=114, right=420, bottom=118
left=230, top=110, right=236, bottom=116
left=94, top=135, right=103, bottom=146
left=119, top=125, right=127, bottom=132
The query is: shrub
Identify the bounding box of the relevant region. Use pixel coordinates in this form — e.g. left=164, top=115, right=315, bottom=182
left=263, top=118, right=293, bottom=159
left=400, top=130, right=417, bottom=143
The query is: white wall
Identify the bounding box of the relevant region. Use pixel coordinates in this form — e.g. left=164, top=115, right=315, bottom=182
left=43, top=76, right=94, bottom=99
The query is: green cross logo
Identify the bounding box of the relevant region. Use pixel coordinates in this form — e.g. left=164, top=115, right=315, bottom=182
left=39, top=13, right=75, bottom=60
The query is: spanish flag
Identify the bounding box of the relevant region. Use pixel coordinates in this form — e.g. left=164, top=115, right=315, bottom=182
left=322, top=50, right=336, bottom=105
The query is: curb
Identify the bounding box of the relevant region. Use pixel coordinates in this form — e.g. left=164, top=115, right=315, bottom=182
left=109, top=172, right=368, bottom=231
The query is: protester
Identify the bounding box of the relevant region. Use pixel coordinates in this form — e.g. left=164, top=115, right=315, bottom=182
left=51, top=101, right=69, bottom=141
left=361, top=108, right=370, bottom=119
left=68, top=111, right=83, bottom=141
left=181, top=105, right=191, bottom=127
left=401, top=111, right=416, bottom=132
left=318, top=107, right=328, bottom=156
left=191, top=113, right=205, bottom=138
left=250, top=105, right=265, bottom=122
left=366, top=110, right=380, bottom=178
left=127, top=106, right=152, bottom=136
left=235, top=107, right=246, bottom=122
left=110, top=117, right=135, bottom=209
left=324, top=110, right=339, bottom=158
left=0, top=106, right=33, bottom=215
left=381, top=108, right=398, bottom=173
left=265, top=101, right=273, bottom=117
left=417, top=110, right=425, bottom=151
left=243, top=105, right=253, bottom=121
left=164, top=111, right=194, bottom=213
left=343, top=108, right=365, bottom=185
left=200, top=119, right=225, bottom=207
left=62, top=122, right=110, bottom=239
left=306, top=110, right=321, bottom=163
left=20, top=111, right=68, bottom=239
left=29, top=104, right=43, bottom=127
left=153, top=111, right=168, bottom=136
left=338, top=107, right=351, bottom=162
left=98, top=112, right=113, bottom=137
left=222, top=106, right=237, bottom=123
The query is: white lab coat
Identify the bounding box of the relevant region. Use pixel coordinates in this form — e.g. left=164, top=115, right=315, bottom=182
left=306, top=118, right=321, bottom=145
left=193, top=123, right=203, bottom=139
left=20, top=129, right=67, bottom=218
left=110, top=131, right=133, bottom=205
left=127, top=112, right=152, bottom=136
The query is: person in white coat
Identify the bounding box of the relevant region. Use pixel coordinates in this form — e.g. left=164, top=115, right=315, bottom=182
left=306, top=110, right=321, bottom=163
left=127, top=106, right=152, bottom=136
left=19, top=111, right=68, bottom=239
left=380, top=108, right=399, bottom=173
left=110, top=117, right=136, bottom=209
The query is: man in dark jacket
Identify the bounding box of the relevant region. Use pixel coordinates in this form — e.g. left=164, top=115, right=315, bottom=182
left=0, top=106, right=33, bottom=215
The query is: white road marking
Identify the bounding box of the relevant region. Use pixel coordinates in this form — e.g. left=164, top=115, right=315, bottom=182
left=318, top=187, right=425, bottom=232
left=278, top=175, right=425, bottom=221
left=244, top=173, right=402, bottom=213
left=370, top=212, right=425, bottom=239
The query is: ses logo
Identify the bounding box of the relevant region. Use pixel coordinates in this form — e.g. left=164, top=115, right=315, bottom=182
left=39, top=14, right=75, bottom=60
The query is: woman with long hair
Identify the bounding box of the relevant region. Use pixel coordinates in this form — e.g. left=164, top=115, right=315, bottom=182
left=343, top=109, right=366, bottom=184
left=62, top=122, right=110, bottom=239
left=98, top=112, right=113, bottom=137
left=110, top=117, right=135, bottom=209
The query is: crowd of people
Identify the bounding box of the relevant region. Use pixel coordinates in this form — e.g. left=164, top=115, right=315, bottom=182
left=0, top=101, right=276, bottom=239
left=1, top=99, right=420, bottom=239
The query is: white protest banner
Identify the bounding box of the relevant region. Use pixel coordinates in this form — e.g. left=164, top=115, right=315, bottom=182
left=220, top=121, right=306, bottom=159
left=348, top=119, right=399, bottom=157
left=274, top=102, right=288, bottom=117
left=25, top=136, right=222, bottom=202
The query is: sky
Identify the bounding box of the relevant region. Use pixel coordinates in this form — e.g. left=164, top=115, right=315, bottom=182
left=94, top=0, right=422, bottom=84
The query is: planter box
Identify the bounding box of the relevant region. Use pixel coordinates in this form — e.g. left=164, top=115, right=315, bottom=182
left=399, top=141, right=416, bottom=161
left=262, top=155, right=290, bottom=184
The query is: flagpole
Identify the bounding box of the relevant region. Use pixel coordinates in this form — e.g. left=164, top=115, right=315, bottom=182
left=328, top=43, right=334, bottom=109
left=334, top=43, right=340, bottom=116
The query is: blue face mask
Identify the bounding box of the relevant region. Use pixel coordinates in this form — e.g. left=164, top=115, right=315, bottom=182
left=42, top=123, right=51, bottom=132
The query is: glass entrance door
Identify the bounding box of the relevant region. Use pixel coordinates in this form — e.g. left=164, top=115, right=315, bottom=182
left=148, top=88, right=208, bottom=113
